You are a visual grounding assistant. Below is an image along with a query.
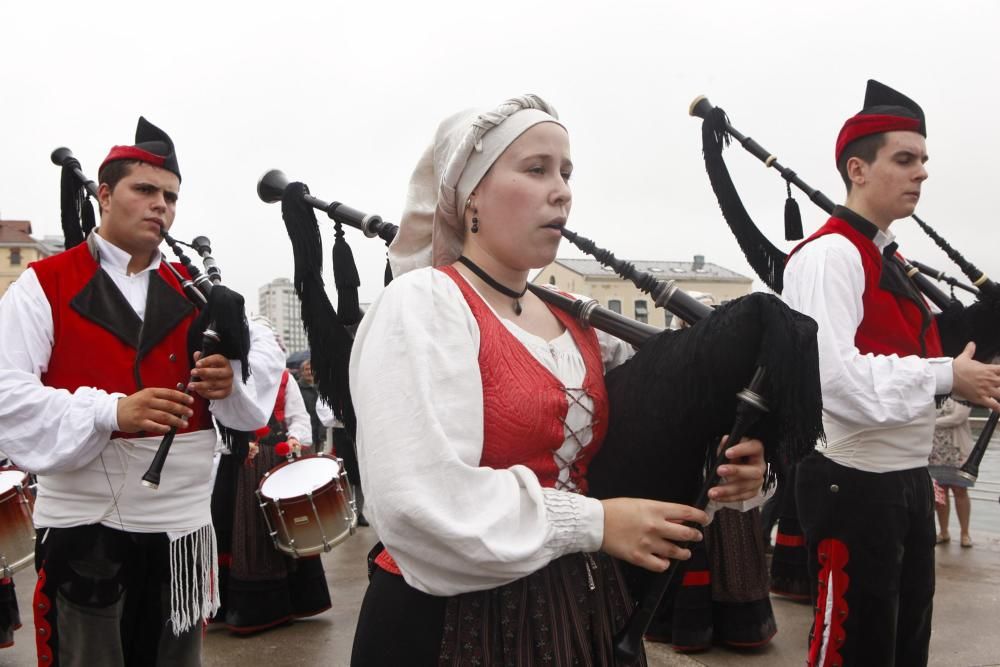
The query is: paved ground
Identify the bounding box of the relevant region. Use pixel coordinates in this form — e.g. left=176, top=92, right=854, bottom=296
left=4, top=527, right=1000, bottom=666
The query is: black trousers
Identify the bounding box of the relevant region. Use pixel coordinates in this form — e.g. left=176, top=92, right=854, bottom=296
left=33, top=524, right=201, bottom=667
left=796, top=453, right=935, bottom=667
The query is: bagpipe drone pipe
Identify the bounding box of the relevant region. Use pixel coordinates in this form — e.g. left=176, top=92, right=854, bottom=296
left=50, top=148, right=253, bottom=486
left=688, top=95, right=1000, bottom=485
left=259, top=169, right=824, bottom=659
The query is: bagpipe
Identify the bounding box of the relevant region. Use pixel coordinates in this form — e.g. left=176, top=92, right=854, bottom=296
left=50, top=148, right=253, bottom=489
left=258, top=169, right=824, bottom=660
left=688, top=95, right=1000, bottom=491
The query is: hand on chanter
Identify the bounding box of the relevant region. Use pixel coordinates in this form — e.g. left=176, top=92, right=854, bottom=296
left=189, top=351, right=234, bottom=400
left=708, top=436, right=766, bottom=503
left=117, top=387, right=194, bottom=434
left=600, top=498, right=707, bottom=573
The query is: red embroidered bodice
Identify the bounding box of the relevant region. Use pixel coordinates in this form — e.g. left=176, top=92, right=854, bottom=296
left=375, top=266, right=610, bottom=575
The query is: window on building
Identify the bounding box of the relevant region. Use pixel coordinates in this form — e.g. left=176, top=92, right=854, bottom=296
left=9, top=248, right=21, bottom=266
left=634, top=300, right=648, bottom=324
left=608, top=299, right=622, bottom=314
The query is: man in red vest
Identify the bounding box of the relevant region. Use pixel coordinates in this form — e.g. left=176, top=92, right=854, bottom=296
left=783, top=81, right=1000, bottom=666
left=0, top=118, right=284, bottom=665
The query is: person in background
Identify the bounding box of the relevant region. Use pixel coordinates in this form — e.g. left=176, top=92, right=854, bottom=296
left=928, top=397, right=975, bottom=548
left=212, top=319, right=332, bottom=634
left=297, top=359, right=327, bottom=453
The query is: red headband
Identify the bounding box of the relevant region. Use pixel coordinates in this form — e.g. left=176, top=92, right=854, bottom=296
left=98, top=145, right=167, bottom=173
left=835, top=114, right=922, bottom=164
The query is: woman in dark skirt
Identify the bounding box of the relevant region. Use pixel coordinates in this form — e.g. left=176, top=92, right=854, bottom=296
left=349, top=94, right=768, bottom=666
left=212, top=355, right=332, bottom=634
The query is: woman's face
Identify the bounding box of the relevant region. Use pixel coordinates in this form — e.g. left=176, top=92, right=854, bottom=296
left=465, top=122, right=572, bottom=272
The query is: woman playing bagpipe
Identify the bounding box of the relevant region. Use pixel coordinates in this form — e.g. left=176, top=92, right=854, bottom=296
left=347, top=94, right=793, bottom=666
left=210, top=318, right=332, bottom=634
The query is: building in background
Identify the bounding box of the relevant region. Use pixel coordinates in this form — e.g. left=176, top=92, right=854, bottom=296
left=258, top=277, right=309, bottom=355
left=533, top=254, right=753, bottom=329
left=0, top=220, right=60, bottom=296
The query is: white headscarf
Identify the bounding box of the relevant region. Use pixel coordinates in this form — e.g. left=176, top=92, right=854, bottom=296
left=388, top=94, right=563, bottom=276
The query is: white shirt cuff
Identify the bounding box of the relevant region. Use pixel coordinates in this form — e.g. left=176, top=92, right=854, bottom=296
left=98, top=392, right=126, bottom=432
left=542, top=489, right=605, bottom=554
left=580, top=496, right=605, bottom=553
left=930, top=358, right=954, bottom=395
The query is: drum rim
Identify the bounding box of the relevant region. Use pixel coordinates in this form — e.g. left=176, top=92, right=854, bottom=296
left=0, top=467, right=27, bottom=499
left=257, top=453, right=344, bottom=502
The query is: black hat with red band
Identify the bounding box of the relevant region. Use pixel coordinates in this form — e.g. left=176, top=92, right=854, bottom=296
left=835, top=80, right=925, bottom=165
left=100, top=116, right=181, bottom=182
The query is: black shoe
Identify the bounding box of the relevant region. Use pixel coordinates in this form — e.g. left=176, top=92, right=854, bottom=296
left=357, top=514, right=370, bottom=527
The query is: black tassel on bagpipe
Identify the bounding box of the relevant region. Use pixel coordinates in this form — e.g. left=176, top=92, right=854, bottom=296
left=280, top=182, right=357, bottom=430
left=784, top=181, right=803, bottom=241
left=58, top=155, right=96, bottom=249
left=332, top=221, right=363, bottom=325
left=699, top=105, right=789, bottom=293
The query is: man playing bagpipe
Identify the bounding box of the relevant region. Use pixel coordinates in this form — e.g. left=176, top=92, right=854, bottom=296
left=783, top=81, right=1000, bottom=667
left=0, top=118, right=284, bottom=665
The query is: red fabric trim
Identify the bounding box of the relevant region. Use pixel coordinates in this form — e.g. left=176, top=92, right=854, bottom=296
left=835, top=114, right=922, bottom=163
left=374, top=549, right=402, bottom=575
left=99, top=145, right=167, bottom=172
left=808, top=538, right=850, bottom=667
left=681, top=569, right=711, bottom=586
left=273, top=370, right=290, bottom=425
left=33, top=566, right=54, bottom=666
left=775, top=532, right=806, bottom=547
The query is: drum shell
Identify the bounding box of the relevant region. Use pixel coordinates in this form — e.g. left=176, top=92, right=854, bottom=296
left=256, top=454, right=356, bottom=557
left=0, top=469, right=35, bottom=577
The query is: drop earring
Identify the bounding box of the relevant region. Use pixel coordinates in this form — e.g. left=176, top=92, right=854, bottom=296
left=471, top=206, right=480, bottom=234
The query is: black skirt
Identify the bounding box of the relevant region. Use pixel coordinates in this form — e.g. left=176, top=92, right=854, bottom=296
left=352, top=551, right=646, bottom=667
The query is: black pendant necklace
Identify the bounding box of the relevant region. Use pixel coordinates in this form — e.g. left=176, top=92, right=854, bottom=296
left=457, top=255, right=528, bottom=315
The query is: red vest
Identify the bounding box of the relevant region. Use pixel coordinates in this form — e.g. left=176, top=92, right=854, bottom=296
left=441, top=265, right=609, bottom=490
left=375, top=267, right=610, bottom=574
left=30, top=242, right=213, bottom=438
left=790, top=214, right=942, bottom=358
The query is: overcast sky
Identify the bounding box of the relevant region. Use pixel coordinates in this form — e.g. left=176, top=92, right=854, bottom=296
left=2, top=0, right=997, bottom=309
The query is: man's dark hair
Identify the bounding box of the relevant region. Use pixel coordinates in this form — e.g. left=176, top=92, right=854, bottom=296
left=96, top=160, right=144, bottom=214
left=837, top=134, right=886, bottom=191
left=97, top=159, right=143, bottom=194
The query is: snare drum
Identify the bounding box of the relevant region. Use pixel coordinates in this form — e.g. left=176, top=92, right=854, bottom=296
left=256, top=454, right=356, bottom=557
left=0, top=469, right=35, bottom=578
